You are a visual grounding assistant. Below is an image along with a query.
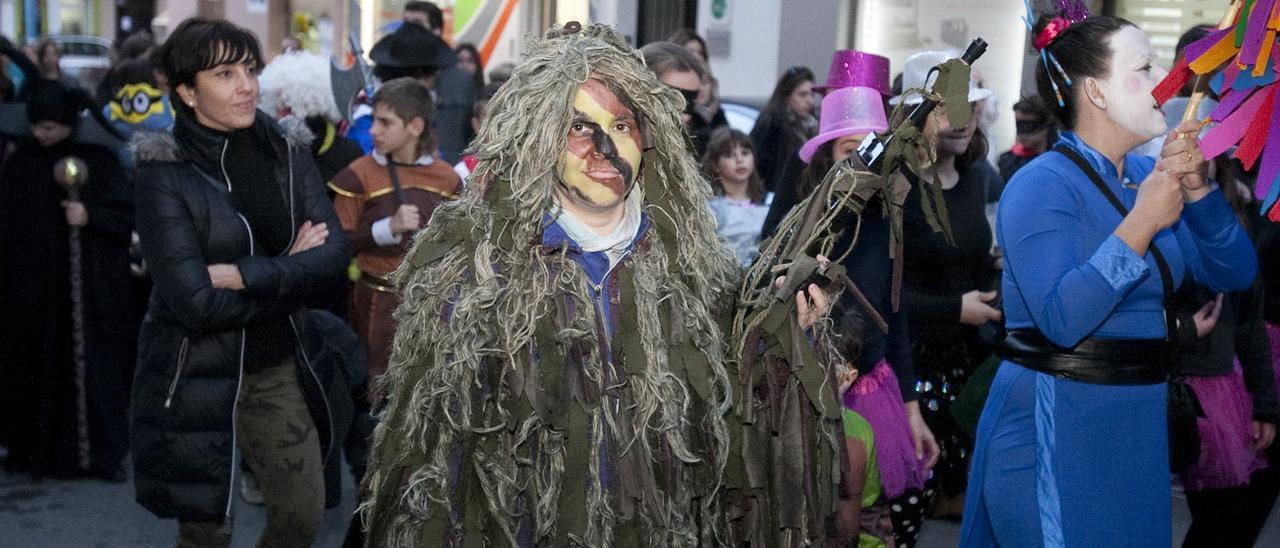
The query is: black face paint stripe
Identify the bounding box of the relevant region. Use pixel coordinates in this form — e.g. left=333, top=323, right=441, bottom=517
left=576, top=118, right=634, bottom=185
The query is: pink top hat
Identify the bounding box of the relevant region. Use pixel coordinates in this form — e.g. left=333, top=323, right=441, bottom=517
left=798, top=86, right=888, bottom=163
left=814, top=50, right=891, bottom=97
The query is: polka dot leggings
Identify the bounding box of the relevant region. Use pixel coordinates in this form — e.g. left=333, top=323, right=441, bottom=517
left=887, top=488, right=927, bottom=548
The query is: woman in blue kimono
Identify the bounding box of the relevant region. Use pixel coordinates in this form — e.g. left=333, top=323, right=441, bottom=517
left=959, top=14, right=1258, bottom=547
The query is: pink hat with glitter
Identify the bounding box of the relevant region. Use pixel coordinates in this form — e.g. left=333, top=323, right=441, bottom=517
left=814, top=49, right=891, bottom=97
left=798, top=86, right=888, bottom=163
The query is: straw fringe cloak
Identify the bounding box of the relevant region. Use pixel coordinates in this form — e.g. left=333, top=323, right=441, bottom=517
left=360, top=24, right=847, bottom=546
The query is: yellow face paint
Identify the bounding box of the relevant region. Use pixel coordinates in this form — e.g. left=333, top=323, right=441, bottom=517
left=557, top=79, right=644, bottom=208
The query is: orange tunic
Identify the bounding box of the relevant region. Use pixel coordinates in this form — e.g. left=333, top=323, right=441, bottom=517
left=328, top=155, right=461, bottom=278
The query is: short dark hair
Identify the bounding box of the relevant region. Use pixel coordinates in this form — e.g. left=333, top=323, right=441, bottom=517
left=639, top=41, right=707, bottom=81
left=701, top=127, right=766, bottom=204
left=1033, top=15, right=1137, bottom=129
left=106, top=58, right=160, bottom=95
left=373, top=78, right=438, bottom=155
left=834, top=308, right=864, bottom=365
left=1175, top=24, right=1215, bottom=58
left=404, top=1, right=444, bottom=31
left=155, top=18, right=264, bottom=91
left=118, top=30, right=156, bottom=61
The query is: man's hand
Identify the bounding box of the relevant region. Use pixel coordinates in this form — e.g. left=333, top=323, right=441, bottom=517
left=389, top=204, right=422, bottom=235
left=795, top=283, right=830, bottom=331
left=774, top=255, right=833, bottom=331
left=208, top=264, right=245, bottom=290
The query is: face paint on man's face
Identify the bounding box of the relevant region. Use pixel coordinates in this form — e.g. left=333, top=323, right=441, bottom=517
left=558, top=79, right=644, bottom=208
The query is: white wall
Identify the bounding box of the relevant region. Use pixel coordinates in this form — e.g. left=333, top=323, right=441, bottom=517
left=589, top=0, right=638, bottom=45
left=856, top=0, right=1029, bottom=160
left=778, top=0, right=842, bottom=90
left=153, top=0, right=200, bottom=41
left=1, top=0, right=15, bottom=40
left=698, top=0, right=785, bottom=104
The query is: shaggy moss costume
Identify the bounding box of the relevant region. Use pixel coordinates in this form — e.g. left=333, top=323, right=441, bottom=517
left=361, top=24, right=849, bottom=546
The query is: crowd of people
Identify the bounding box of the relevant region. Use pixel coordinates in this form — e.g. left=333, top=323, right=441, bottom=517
left=1, top=1, right=1279, bottom=546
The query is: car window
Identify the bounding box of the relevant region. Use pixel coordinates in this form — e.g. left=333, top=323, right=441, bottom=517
left=56, top=41, right=110, bottom=57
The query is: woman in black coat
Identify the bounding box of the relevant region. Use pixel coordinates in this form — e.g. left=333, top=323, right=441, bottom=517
left=129, top=19, right=349, bottom=547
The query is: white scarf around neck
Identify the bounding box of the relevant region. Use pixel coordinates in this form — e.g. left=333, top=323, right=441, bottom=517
left=553, top=189, right=644, bottom=267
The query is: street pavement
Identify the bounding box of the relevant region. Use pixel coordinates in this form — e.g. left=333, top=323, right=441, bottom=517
left=3, top=450, right=1280, bottom=546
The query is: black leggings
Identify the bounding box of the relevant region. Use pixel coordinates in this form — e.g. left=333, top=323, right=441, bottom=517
left=1183, top=460, right=1280, bottom=548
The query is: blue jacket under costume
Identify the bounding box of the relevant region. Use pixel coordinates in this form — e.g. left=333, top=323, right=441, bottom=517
left=959, top=132, right=1257, bottom=547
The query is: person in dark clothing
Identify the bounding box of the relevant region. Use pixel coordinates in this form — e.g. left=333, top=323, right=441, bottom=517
left=765, top=81, right=939, bottom=548
left=347, top=20, right=467, bottom=163
left=895, top=53, right=1003, bottom=518
left=96, top=30, right=157, bottom=107
left=400, top=1, right=474, bottom=165
left=995, top=96, right=1056, bottom=191
left=0, top=80, right=136, bottom=481
left=1174, top=160, right=1280, bottom=548
left=668, top=29, right=731, bottom=154
left=1254, top=211, right=1280, bottom=545
left=129, top=19, right=350, bottom=547
left=640, top=40, right=725, bottom=157
left=751, top=66, right=818, bottom=193
left=1176, top=277, right=1279, bottom=547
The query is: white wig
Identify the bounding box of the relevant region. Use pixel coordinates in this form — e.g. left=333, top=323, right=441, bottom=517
left=257, top=51, right=342, bottom=122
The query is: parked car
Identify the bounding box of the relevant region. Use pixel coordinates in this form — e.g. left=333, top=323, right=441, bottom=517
left=51, top=35, right=112, bottom=91
left=720, top=100, right=760, bottom=134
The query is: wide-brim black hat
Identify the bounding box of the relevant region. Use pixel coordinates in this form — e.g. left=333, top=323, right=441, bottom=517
left=369, top=22, right=457, bottom=70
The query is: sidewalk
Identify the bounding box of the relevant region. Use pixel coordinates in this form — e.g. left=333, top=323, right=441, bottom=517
left=3, top=451, right=1279, bottom=546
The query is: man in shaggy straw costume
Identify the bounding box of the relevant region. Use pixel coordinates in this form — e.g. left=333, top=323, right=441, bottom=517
left=361, top=23, right=845, bottom=546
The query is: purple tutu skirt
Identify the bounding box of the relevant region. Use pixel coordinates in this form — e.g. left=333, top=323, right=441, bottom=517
left=1181, top=362, right=1268, bottom=491
left=842, top=359, right=928, bottom=499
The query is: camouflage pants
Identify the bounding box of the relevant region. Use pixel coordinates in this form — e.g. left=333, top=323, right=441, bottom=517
left=177, top=358, right=324, bottom=548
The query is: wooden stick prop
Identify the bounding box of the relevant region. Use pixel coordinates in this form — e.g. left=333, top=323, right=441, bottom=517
left=731, top=38, right=989, bottom=418
left=54, top=155, right=91, bottom=471
left=1181, top=0, right=1246, bottom=125
left=1156, top=0, right=1280, bottom=219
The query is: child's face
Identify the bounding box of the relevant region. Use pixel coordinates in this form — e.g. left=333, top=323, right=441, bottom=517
left=370, top=103, right=423, bottom=157
left=715, top=144, right=754, bottom=185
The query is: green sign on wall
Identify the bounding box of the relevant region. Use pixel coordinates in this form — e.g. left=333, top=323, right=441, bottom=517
left=711, top=0, right=728, bottom=19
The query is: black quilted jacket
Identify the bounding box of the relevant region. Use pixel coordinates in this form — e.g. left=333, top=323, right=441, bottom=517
left=129, top=108, right=350, bottom=521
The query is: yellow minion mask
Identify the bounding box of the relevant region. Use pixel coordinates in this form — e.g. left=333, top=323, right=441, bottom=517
left=109, top=83, right=172, bottom=126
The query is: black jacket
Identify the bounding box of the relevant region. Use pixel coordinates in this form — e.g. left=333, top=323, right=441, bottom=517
left=129, top=109, right=350, bottom=521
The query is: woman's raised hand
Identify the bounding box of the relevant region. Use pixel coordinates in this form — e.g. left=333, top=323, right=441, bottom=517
left=1133, top=161, right=1185, bottom=233
left=1160, top=120, right=1211, bottom=201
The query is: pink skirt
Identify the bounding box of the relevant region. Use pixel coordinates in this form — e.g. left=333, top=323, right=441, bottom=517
left=842, top=359, right=928, bottom=499
left=1181, top=362, right=1268, bottom=491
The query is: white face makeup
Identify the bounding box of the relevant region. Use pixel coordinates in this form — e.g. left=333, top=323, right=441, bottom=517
left=1094, top=26, right=1169, bottom=141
